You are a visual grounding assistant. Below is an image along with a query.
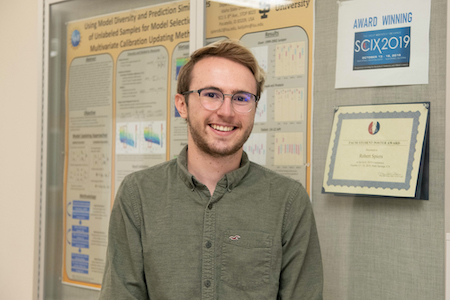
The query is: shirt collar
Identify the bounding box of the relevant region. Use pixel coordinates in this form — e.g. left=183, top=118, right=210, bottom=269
left=177, top=145, right=250, bottom=192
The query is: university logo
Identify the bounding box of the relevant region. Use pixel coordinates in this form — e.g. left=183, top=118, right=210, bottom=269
left=368, top=121, right=380, bottom=135
left=71, top=30, right=81, bottom=48
left=259, top=1, right=270, bottom=19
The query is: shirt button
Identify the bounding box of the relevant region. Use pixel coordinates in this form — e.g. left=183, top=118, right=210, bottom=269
left=205, top=241, right=212, bottom=248
left=207, top=203, right=213, bottom=210
left=204, top=280, right=211, bottom=288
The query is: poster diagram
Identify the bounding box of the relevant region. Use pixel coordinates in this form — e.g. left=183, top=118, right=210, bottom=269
left=244, top=132, right=267, bottom=165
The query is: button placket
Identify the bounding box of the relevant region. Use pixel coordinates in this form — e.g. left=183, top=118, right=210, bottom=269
left=201, top=196, right=215, bottom=299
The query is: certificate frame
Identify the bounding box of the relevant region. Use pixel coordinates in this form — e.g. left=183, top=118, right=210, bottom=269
left=322, top=103, right=429, bottom=199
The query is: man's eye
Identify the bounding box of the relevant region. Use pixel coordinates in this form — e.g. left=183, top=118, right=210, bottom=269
left=202, top=91, right=221, bottom=98
left=234, top=94, right=250, bottom=102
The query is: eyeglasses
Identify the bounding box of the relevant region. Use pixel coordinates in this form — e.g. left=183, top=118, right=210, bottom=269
left=182, top=88, right=259, bottom=114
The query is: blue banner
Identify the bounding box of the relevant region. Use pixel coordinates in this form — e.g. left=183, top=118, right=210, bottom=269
left=353, top=27, right=410, bottom=70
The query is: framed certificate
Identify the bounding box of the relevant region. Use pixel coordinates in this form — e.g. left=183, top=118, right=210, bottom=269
left=322, top=103, right=429, bottom=199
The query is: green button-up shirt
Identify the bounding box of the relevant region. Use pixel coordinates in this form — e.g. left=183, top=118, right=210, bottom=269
left=100, top=147, right=323, bottom=299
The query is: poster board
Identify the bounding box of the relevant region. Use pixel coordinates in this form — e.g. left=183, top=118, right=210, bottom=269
left=63, top=0, right=313, bottom=289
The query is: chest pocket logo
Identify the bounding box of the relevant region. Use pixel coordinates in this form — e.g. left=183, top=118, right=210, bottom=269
left=221, top=231, right=273, bottom=290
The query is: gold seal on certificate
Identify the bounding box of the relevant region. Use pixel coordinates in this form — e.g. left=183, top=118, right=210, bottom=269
left=322, top=103, right=429, bottom=198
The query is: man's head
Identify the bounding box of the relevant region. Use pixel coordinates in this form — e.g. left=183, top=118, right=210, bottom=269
left=175, top=40, right=266, bottom=158
left=177, top=39, right=266, bottom=101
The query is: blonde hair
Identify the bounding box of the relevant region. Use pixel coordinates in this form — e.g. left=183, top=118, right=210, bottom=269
left=177, top=39, right=266, bottom=100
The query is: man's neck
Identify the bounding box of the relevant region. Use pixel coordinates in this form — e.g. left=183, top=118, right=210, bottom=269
left=186, top=145, right=242, bottom=195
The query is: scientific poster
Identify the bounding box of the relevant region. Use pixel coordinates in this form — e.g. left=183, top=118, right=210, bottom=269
left=205, top=0, right=314, bottom=187
left=335, top=0, right=431, bottom=88
left=64, top=0, right=189, bottom=289
left=63, top=0, right=313, bottom=290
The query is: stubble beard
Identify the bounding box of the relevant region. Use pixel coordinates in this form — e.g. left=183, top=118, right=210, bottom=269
left=186, top=115, right=253, bottom=158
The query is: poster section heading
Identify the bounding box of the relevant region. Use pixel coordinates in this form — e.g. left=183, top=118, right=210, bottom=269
left=71, top=3, right=191, bottom=52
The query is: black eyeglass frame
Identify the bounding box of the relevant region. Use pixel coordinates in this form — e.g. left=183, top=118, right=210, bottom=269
left=182, top=88, right=260, bottom=114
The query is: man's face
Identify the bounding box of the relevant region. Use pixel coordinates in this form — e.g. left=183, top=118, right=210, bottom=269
left=176, top=56, right=257, bottom=158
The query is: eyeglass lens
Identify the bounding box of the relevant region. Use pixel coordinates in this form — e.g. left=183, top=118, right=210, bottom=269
left=199, top=89, right=255, bottom=113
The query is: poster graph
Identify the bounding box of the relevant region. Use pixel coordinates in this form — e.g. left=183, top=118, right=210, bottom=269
left=275, top=42, right=306, bottom=77
left=116, top=121, right=166, bottom=155
left=250, top=46, right=269, bottom=72
left=255, top=91, right=267, bottom=123
left=141, top=121, right=165, bottom=154
left=274, top=88, right=304, bottom=122
left=244, top=133, right=267, bottom=166
left=274, top=132, right=303, bottom=166
left=117, top=123, right=139, bottom=154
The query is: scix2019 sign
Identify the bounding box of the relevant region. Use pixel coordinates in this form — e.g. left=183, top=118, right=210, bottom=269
left=353, top=27, right=410, bottom=70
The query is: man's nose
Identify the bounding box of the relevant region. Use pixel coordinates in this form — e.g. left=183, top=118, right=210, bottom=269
left=216, top=94, right=235, bottom=116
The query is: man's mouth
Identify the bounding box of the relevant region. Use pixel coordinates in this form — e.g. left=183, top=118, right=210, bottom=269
left=210, top=124, right=235, bottom=132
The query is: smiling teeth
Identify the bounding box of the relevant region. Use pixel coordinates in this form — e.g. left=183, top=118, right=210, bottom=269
left=211, top=124, right=234, bottom=132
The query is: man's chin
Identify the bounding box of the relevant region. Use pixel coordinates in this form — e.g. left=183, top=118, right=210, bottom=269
left=200, top=145, right=242, bottom=158
left=193, top=140, right=244, bottom=158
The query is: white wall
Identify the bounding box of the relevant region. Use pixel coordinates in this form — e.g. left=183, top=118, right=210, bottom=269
left=0, top=0, right=39, bottom=299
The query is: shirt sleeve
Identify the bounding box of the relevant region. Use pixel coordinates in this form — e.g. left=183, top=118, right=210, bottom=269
left=99, top=176, right=149, bottom=300
left=278, top=185, right=323, bottom=299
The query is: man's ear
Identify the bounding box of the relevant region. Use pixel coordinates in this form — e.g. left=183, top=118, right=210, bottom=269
left=175, top=93, right=188, bottom=119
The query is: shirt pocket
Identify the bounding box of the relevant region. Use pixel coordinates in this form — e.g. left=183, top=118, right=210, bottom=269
left=221, top=230, right=273, bottom=290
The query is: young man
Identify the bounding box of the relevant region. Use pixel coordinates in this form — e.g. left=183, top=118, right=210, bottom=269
left=100, top=39, right=323, bottom=299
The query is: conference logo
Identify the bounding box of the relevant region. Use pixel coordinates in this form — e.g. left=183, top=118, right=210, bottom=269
left=368, top=121, right=380, bottom=135
left=71, top=30, right=81, bottom=48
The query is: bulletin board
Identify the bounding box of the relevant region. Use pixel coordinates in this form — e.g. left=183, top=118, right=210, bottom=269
left=42, top=0, right=314, bottom=297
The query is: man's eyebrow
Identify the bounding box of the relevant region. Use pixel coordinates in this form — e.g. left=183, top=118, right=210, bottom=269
left=201, top=86, right=221, bottom=91
left=201, top=86, right=252, bottom=94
